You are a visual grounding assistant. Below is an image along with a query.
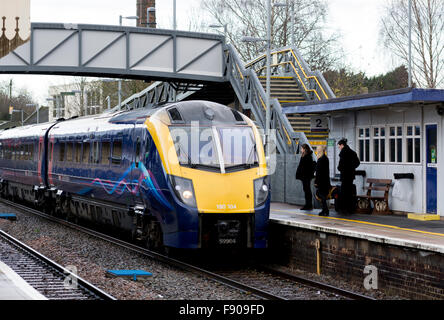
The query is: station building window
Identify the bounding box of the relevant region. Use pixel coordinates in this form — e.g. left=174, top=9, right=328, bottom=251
left=372, top=127, right=386, bottom=162
left=357, top=124, right=421, bottom=164
left=389, top=126, right=403, bottom=163
left=406, top=124, right=421, bottom=163
left=358, top=127, right=370, bottom=162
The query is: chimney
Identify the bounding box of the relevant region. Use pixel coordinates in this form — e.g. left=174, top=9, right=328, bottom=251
left=137, top=0, right=156, bottom=28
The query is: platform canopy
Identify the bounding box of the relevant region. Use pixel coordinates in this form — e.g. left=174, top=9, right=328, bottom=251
left=282, top=88, right=444, bottom=114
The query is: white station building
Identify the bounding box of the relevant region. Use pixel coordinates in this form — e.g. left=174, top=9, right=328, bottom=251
left=283, top=88, right=444, bottom=217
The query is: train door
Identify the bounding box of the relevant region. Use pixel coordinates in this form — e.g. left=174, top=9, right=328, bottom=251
left=38, top=137, right=44, bottom=186
left=425, top=124, right=438, bottom=214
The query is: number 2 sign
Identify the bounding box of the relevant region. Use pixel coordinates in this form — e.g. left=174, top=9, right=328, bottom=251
left=310, top=116, right=328, bottom=130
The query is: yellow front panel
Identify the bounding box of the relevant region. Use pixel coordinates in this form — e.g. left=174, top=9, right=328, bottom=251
left=145, top=113, right=268, bottom=214
left=179, top=167, right=262, bottom=213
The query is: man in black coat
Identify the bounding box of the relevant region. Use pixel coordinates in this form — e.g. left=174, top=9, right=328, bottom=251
left=315, top=145, right=331, bottom=216
left=296, top=144, right=316, bottom=210
left=337, top=139, right=360, bottom=214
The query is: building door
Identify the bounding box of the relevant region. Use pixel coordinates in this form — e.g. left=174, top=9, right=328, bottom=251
left=425, top=124, right=437, bottom=213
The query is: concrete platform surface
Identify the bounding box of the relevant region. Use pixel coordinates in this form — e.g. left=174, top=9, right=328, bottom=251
left=0, top=261, right=47, bottom=300
left=270, top=202, right=444, bottom=254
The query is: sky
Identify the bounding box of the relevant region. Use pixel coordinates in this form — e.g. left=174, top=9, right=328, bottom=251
left=0, top=0, right=393, bottom=104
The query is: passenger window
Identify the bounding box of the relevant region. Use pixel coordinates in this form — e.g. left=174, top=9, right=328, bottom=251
left=82, top=142, right=90, bottom=163
left=111, top=140, right=122, bottom=164
left=24, top=144, right=29, bottom=160
left=75, top=143, right=82, bottom=163
left=66, top=143, right=73, bottom=162
left=59, top=143, right=66, bottom=162
left=135, top=138, right=141, bottom=164
left=49, top=143, right=54, bottom=162
left=101, top=142, right=110, bottom=165
left=29, top=144, right=34, bottom=160
left=19, top=145, right=24, bottom=160
left=93, top=141, right=100, bottom=164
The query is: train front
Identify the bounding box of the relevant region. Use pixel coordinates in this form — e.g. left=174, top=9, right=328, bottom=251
left=145, top=101, right=270, bottom=249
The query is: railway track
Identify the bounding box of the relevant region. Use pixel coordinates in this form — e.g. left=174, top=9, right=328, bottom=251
left=0, top=228, right=115, bottom=300
left=0, top=198, right=375, bottom=300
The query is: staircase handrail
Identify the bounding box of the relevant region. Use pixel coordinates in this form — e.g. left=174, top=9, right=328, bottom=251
left=245, top=46, right=335, bottom=101
left=225, top=44, right=313, bottom=154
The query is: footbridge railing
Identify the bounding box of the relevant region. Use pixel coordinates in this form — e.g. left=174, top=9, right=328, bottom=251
left=245, top=47, right=335, bottom=101
left=225, top=44, right=311, bottom=155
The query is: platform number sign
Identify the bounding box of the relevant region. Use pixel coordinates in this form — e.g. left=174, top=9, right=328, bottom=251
left=310, top=116, right=328, bottom=131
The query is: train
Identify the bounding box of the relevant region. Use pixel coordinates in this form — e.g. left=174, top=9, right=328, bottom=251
left=0, top=100, right=270, bottom=250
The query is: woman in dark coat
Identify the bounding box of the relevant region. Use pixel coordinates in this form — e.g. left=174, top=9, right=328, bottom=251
left=315, top=145, right=331, bottom=216
left=296, top=144, right=316, bottom=210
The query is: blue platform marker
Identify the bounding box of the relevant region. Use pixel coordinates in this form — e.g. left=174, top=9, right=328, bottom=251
left=106, top=270, right=153, bottom=281
left=0, top=214, right=17, bottom=221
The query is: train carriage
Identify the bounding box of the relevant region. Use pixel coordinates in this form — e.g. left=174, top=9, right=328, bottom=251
left=0, top=100, right=270, bottom=250
left=0, top=122, right=56, bottom=205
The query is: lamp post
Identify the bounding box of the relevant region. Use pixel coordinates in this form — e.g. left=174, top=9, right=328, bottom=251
left=209, top=23, right=228, bottom=37
left=26, top=103, right=39, bottom=124
left=119, top=15, right=139, bottom=26
left=241, top=0, right=272, bottom=161
left=273, top=1, right=295, bottom=47
left=173, top=0, right=177, bottom=30
left=408, top=0, right=412, bottom=87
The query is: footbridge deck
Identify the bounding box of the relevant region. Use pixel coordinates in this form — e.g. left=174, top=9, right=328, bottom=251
left=0, top=23, right=225, bottom=83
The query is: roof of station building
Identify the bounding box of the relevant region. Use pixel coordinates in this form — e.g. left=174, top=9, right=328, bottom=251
left=282, top=87, right=444, bottom=114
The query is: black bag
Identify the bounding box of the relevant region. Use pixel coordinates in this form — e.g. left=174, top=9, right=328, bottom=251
left=334, top=184, right=357, bottom=213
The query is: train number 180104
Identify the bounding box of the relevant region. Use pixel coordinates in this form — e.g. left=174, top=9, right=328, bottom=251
left=216, top=204, right=237, bottom=209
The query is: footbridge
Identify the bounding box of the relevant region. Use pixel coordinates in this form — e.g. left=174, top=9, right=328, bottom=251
left=0, top=23, right=335, bottom=205
left=0, top=23, right=225, bottom=82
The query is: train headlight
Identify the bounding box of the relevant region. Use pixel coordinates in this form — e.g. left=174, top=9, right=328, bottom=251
left=170, top=175, right=197, bottom=207
left=254, top=176, right=269, bottom=207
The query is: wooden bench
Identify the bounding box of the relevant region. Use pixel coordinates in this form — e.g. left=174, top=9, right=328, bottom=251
left=357, top=178, right=392, bottom=215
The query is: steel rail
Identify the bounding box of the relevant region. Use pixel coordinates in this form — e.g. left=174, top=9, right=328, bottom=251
left=0, top=198, right=283, bottom=300
left=0, top=228, right=115, bottom=300
left=0, top=198, right=375, bottom=300
left=259, top=265, right=376, bottom=301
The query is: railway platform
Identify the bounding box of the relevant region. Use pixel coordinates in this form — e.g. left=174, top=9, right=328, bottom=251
left=0, top=261, right=47, bottom=300
left=269, top=202, right=444, bottom=299
left=270, top=202, right=444, bottom=253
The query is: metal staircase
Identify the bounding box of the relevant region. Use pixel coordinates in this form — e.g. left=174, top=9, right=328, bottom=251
left=245, top=47, right=335, bottom=147
left=111, top=44, right=334, bottom=153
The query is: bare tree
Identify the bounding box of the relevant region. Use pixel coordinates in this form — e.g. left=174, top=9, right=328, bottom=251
left=201, top=0, right=341, bottom=71
left=380, top=0, right=444, bottom=88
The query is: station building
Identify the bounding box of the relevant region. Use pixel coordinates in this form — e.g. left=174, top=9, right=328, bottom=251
left=283, top=88, right=444, bottom=217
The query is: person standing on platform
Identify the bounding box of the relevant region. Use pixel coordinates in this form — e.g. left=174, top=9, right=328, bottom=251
left=337, top=138, right=360, bottom=214
left=315, top=145, right=331, bottom=216
left=296, top=144, right=316, bottom=210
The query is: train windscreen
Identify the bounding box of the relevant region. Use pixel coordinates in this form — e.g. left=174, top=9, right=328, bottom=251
left=169, top=126, right=258, bottom=171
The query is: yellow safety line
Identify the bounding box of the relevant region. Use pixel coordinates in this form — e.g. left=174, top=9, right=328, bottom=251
left=272, top=209, right=444, bottom=238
